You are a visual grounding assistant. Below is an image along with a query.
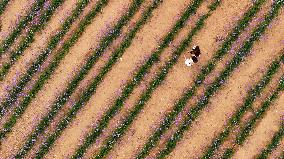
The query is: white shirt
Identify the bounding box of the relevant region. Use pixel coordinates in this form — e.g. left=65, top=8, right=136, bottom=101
left=185, top=58, right=194, bottom=67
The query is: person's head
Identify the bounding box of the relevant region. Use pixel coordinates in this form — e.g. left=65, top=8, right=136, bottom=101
left=192, top=56, right=198, bottom=63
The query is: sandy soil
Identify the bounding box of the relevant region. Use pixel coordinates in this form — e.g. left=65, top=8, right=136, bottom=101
left=0, top=0, right=131, bottom=158
left=167, top=7, right=284, bottom=158
left=0, top=0, right=35, bottom=43
left=233, top=92, right=284, bottom=159
left=212, top=61, right=284, bottom=159
left=0, top=0, right=99, bottom=130
left=1, top=1, right=283, bottom=158
left=0, top=0, right=79, bottom=102
left=23, top=0, right=153, bottom=157
left=104, top=0, right=254, bottom=158
left=39, top=0, right=194, bottom=158
left=81, top=1, right=214, bottom=158
left=146, top=1, right=274, bottom=157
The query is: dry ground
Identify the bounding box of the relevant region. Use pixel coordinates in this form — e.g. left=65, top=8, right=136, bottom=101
left=0, top=0, right=283, bottom=158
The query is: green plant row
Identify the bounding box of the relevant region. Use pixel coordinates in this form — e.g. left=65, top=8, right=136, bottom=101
left=0, top=0, right=46, bottom=56
left=0, top=0, right=90, bottom=118
left=68, top=1, right=164, bottom=158
left=0, top=0, right=109, bottom=141
left=137, top=0, right=266, bottom=158
left=93, top=4, right=221, bottom=159
left=73, top=1, right=209, bottom=158
left=31, top=0, right=145, bottom=158
left=222, top=148, right=234, bottom=159
left=0, top=0, right=10, bottom=16
left=257, top=122, right=284, bottom=159
left=235, top=76, right=284, bottom=145
left=16, top=0, right=145, bottom=157
left=0, top=0, right=67, bottom=80
left=202, top=53, right=284, bottom=159
left=222, top=75, right=284, bottom=159
left=156, top=1, right=283, bottom=158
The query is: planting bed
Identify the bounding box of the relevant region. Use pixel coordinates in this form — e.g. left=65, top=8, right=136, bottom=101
left=0, top=0, right=283, bottom=158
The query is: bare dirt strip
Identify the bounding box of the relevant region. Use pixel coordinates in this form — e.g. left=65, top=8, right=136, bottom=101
left=0, top=0, right=79, bottom=102
left=201, top=0, right=273, bottom=89
left=23, top=0, right=153, bottom=157
left=39, top=0, right=193, bottom=158
left=81, top=1, right=215, bottom=158
left=233, top=92, right=284, bottom=159
left=212, top=61, right=284, bottom=158
left=0, top=0, right=35, bottom=43
left=0, top=0, right=98, bottom=130
left=166, top=8, right=284, bottom=159
left=145, top=1, right=274, bottom=158
left=103, top=0, right=254, bottom=158
left=0, top=0, right=132, bottom=158
left=0, top=0, right=51, bottom=67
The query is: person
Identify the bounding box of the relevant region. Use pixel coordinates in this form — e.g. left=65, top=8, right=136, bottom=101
left=191, top=55, right=198, bottom=63
left=190, top=45, right=201, bottom=57
left=184, top=45, right=201, bottom=67
left=185, top=56, right=194, bottom=66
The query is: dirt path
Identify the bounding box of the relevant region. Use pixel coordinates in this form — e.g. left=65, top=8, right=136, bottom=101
left=39, top=0, right=193, bottom=158
left=0, top=0, right=79, bottom=102
left=233, top=92, right=284, bottom=159
left=0, top=0, right=131, bottom=158
left=104, top=0, right=254, bottom=158
left=23, top=0, right=153, bottom=157
left=0, top=0, right=35, bottom=43
left=167, top=8, right=284, bottom=159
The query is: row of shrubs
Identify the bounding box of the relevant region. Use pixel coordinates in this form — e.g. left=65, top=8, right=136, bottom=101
left=257, top=118, right=284, bottom=159
left=156, top=1, right=283, bottom=158
left=0, top=0, right=90, bottom=117
left=137, top=0, right=266, bottom=158
left=70, top=1, right=163, bottom=158
left=29, top=0, right=145, bottom=158
left=93, top=1, right=218, bottom=158
left=0, top=0, right=107, bottom=142
left=0, top=0, right=67, bottom=80
left=236, top=75, right=284, bottom=145
left=12, top=0, right=111, bottom=157
left=71, top=0, right=205, bottom=157
left=0, top=0, right=9, bottom=16
left=221, top=75, right=283, bottom=159
left=0, top=0, right=45, bottom=56
left=203, top=54, right=284, bottom=158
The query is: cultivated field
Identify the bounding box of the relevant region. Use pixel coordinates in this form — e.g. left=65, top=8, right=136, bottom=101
left=0, top=0, right=283, bottom=158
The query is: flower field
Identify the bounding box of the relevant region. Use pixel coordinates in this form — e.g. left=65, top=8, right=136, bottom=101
left=0, top=0, right=283, bottom=158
